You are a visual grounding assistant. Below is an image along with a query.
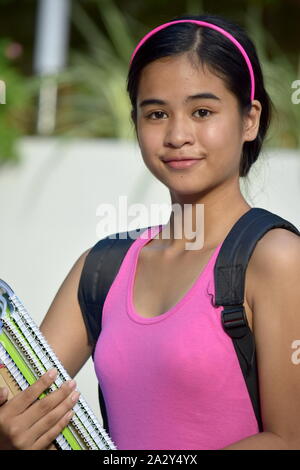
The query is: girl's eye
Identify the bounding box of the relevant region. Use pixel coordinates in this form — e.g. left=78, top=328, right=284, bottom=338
left=194, top=109, right=211, bottom=118
left=146, top=111, right=167, bottom=120
left=145, top=109, right=212, bottom=120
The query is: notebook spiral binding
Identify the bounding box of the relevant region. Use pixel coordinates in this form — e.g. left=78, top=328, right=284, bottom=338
left=0, top=279, right=117, bottom=450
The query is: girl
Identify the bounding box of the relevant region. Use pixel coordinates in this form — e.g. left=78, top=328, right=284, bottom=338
left=1, top=13, right=300, bottom=450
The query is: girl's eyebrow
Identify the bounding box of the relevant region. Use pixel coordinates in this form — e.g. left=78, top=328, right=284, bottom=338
left=138, top=92, right=221, bottom=108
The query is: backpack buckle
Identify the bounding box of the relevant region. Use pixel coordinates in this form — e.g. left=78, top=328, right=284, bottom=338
left=221, top=305, right=249, bottom=339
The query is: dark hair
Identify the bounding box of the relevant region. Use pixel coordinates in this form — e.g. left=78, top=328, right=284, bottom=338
left=126, top=13, right=272, bottom=178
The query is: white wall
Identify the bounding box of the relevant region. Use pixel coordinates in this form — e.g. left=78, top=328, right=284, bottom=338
left=1, top=137, right=299, bottom=424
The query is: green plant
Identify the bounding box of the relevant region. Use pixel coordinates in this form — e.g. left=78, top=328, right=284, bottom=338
left=0, top=38, right=33, bottom=165
left=55, top=0, right=141, bottom=140
left=245, top=4, right=300, bottom=149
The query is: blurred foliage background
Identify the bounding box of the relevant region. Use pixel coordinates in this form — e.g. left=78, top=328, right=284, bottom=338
left=0, top=0, right=299, bottom=164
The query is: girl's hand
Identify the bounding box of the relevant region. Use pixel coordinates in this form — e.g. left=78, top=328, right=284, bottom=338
left=0, top=368, right=80, bottom=450
left=0, top=387, right=9, bottom=406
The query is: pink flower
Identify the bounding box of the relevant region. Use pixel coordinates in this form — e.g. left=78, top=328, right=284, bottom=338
left=5, top=42, right=23, bottom=60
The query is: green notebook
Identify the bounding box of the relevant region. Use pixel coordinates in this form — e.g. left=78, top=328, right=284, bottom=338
left=0, top=279, right=116, bottom=450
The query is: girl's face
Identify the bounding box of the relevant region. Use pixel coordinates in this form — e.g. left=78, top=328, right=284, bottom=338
left=135, top=53, right=261, bottom=200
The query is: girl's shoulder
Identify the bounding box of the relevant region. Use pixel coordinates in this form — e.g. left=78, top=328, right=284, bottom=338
left=249, top=227, right=300, bottom=270
left=246, top=227, right=300, bottom=309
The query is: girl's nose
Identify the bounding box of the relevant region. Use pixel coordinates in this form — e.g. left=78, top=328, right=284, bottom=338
left=163, top=116, right=195, bottom=148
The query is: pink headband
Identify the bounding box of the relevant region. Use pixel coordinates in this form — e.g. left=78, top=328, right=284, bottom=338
left=129, top=20, right=255, bottom=101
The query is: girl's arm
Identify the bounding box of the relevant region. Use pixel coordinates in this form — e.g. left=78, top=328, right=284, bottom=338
left=222, top=228, right=300, bottom=450
left=39, top=247, right=93, bottom=378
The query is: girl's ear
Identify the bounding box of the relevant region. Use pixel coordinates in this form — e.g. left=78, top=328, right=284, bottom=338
left=243, top=100, right=262, bottom=142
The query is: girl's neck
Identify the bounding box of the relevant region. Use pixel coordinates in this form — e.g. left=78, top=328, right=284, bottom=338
left=153, top=194, right=251, bottom=254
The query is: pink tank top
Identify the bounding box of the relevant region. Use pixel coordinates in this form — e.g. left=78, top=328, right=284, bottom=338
left=93, top=224, right=259, bottom=450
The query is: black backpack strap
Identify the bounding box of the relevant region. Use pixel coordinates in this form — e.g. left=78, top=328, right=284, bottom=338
left=77, top=226, right=150, bottom=433
left=77, top=228, right=147, bottom=356
left=214, top=207, right=300, bottom=432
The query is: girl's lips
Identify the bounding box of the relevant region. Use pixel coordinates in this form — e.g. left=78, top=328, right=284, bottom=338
left=163, top=159, right=203, bottom=169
